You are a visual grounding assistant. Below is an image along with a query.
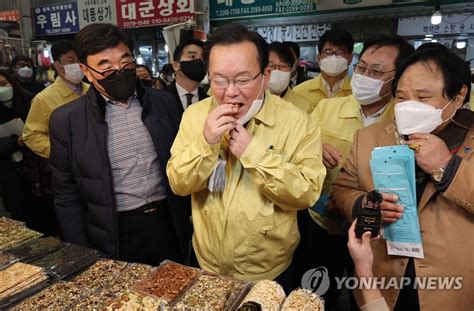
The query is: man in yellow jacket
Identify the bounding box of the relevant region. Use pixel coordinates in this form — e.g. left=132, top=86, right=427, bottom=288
left=293, top=30, right=354, bottom=112
left=166, top=25, right=325, bottom=292
left=295, top=34, right=415, bottom=309
left=23, top=40, right=89, bottom=158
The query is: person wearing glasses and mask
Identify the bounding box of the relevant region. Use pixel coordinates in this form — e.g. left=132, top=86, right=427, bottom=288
left=295, top=35, right=414, bottom=309
left=331, top=48, right=473, bottom=311
left=166, top=24, right=325, bottom=292
left=294, top=30, right=354, bottom=113
left=267, top=42, right=312, bottom=114
left=49, top=23, right=191, bottom=266
left=10, top=55, right=45, bottom=95
left=164, top=39, right=208, bottom=118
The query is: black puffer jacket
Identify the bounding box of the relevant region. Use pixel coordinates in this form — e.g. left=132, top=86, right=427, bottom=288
left=49, top=81, right=192, bottom=259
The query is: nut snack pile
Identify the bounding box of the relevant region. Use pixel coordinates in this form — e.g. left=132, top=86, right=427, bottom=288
left=103, top=291, right=163, bottom=311
left=238, top=280, right=287, bottom=310
left=281, top=288, right=324, bottom=311
left=0, top=219, right=43, bottom=250
left=133, top=261, right=200, bottom=304
left=0, top=262, right=48, bottom=307
left=70, top=259, right=129, bottom=292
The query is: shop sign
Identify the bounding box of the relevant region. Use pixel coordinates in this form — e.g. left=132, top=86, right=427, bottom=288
left=0, top=10, right=21, bottom=22
left=116, top=0, right=195, bottom=28
left=398, top=13, right=474, bottom=36
left=32, top=3, right=80, bottom=36
left=77, top=0, right=117, bottom=27
left=210, top=0, right=316, bottom=20
left=252, top=24, right=331, bottom=43
left=316, top=0, right=392, bottom=11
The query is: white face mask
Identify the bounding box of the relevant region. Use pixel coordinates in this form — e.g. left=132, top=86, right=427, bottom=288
left=63, top=63, right=84, bottom=84
left=351, top=73, right=392, bottom=106
left=0, top=86, right=14, bottom=102
left=17, top=67, right=33, bottom=79
left=320, top=55, right=348, bottom=76
left=395, top=100, right=455, bottom=135
left=239, top=75, right=265, bottom=125
left=268, top=70, right=291, bottom=95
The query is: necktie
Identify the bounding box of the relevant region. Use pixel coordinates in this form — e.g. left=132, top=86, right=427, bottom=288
left=185, top=93, right=194, bottom=107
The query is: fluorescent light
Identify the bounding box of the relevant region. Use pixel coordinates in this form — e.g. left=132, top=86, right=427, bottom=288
left=431, top=39, right=438, bottom=43
left=425, top=34, right=433, bottom=37
left=164, top=44, right=169, bottom=53
left=431, top=5, right=442, bottom=25
left=137, top=54, right=144, bottom=64
left=456, top=41, right=466, bottom=49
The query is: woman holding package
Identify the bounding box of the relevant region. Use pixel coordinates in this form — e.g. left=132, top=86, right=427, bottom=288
left=0, top=69, right=33, bottom=220
left=330, top=49, right=473, bottom=310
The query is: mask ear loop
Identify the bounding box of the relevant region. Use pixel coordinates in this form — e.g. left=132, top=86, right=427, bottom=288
left=379, top=76, right=395, bottom=99
left=255, top=72, right=266, bottom=101
left=439, top=98, right=457, bottom=124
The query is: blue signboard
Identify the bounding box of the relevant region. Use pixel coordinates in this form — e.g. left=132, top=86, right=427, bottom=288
left=33, top=2, right=80, bottom=36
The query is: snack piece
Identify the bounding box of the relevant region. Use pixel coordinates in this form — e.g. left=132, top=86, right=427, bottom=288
left=174, top=274, right=238, bottom=310
left=281, top=288, right=324, bottom=311
left=0, top=217, right=24, bottom=232
left=31, top=243, right=99, bottom=279
left=0, top=225, right=42, bottom=250
left=0, top=262, right=48, bottom=304
left=133, top=261, right=200, bottom=303
left=10, top=281, right=85, bottom=310
left=239, top=280, right=286, bottom=310
left=6, top=237, right=63, bottom=263
left=74, top=263, right=154, bottom=310
left=104, top=291, right=163, bottom=311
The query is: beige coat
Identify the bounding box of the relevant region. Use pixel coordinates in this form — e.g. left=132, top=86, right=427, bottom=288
left=330, top=120, right=474, bottom=311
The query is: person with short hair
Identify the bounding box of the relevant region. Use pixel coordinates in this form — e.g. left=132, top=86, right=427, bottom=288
left=166, top=24, right=325, bottom=292
left=293, top=30, right=354, bottom=112
left=331, top=48, right=473, bottom=311
left=10, top=55, right=45, bottom=95
left=164, top=40, right=208, bottom=116
left=283, top=41, right=308, bottom=87
left=136, top=64, right=153, bottom=88
left=49, top=23, right=192, bottom=265
left=156, top=63, right=174, bottom=88
left=267, top=42, right=312, bottom=114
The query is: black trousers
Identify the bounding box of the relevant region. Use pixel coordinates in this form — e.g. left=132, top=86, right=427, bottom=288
left=0, top=168, right=22, bottom=220
left=118, top=200, right=180, bottom=266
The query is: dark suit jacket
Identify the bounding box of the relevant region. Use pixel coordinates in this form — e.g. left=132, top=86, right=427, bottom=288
left=164, top=82, right=208, bottom=122
left=49, top=80, right=192, bottom=261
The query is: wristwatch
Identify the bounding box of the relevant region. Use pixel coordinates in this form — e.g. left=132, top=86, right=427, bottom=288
left=431, top=161, right=450, bottom=182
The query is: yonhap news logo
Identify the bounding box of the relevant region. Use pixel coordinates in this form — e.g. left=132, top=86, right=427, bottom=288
left=301, top=266, right=463, bottom=295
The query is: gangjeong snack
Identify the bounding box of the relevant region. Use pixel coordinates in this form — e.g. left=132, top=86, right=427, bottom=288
left=174, top=274, right=238, bottom=310
left=104, top=291, right=163, bottom=311
left=0, top=225, right=42, bottom=250
left=239, top=280, right=286, bottom=310
left=6, top=237, right=63, bottom=263
left=0, top=262, right=48, bottom=302
left=0, top=251, right=17, bottom=269
left=71, top=259, right=128, bottom=292
left=11, top=281, right=85, bottom=310
left=281, top=288, right=324, bottom=311
left=0, top=217, right=24, bottom=232
left=133, top=261, right=200, bottom=303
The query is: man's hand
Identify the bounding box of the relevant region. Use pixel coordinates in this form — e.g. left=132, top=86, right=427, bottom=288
left=322, top=143, right=341, bottom=169
left=406, top=133, right=452, bottom=174
left=203, top=104, right=238, bottom=145
left=363, top=192, right=403, bottom=223
left=229, top=123, right=253, bottom=158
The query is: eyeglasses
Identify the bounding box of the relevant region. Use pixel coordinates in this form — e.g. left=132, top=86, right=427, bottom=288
left=209, top=72, right=262, bottom=90
left=268, top=63, right=292, bottom=71
left=320, top=49, right=347, bottom=58
left=353, top=63, right=396, bottom=79
left=86, top=59, right=137, bottom=82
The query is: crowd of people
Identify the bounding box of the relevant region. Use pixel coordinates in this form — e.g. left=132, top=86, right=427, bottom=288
left=0, top=22, right=472, bottom=311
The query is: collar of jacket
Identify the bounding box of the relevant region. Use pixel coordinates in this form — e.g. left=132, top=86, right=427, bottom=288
left=308, top=74, right=351, bottom=94
left=86, top=78, right=145, bottom=122
left=339, top=95, right=395, bottom=120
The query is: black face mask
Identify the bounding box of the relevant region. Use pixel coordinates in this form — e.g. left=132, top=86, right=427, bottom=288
left=96, top=68, right=137, bottom=101
left=140, top=79, right=153, bottom=88
left=179, top=59, right=206, bottom=82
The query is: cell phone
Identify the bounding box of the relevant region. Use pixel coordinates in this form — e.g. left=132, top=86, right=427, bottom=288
left=355, top=190, right=383, bottom=238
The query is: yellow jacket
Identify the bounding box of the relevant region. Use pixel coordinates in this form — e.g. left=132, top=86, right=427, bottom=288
left=166, top=91, right=326, bottom=281
left=23, top=77, right=89, bottom=158
left=283, top=87, right=312, bottom=114
left=293, top=74, right=352, bottom=113
left=310, top=95, right=395, bottom=233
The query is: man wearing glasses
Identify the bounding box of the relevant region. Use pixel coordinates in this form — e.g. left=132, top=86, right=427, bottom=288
left=295, top=35, right=414, bottom=309
left=49, top=23, right=191, bottom=266
left=294, top=30, right=354, bottom=113
left=166, top=24, right=325, bottom=292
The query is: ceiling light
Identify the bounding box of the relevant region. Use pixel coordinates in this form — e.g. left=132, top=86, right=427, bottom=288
left=431, top=5, right=442, bottom=25
left=456, top=41, right=466, bottom=49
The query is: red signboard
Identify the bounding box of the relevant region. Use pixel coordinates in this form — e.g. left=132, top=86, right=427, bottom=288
left=116, top=0, right=195, bottom=28
left=0, top=10, right=20, bottom=22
